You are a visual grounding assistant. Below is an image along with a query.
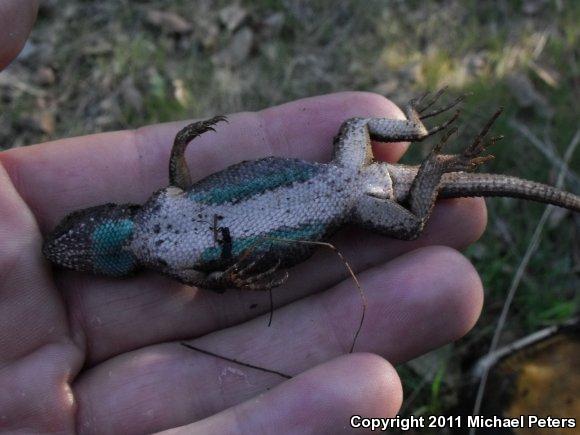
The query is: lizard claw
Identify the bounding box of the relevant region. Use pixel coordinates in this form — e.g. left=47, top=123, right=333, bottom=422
left=468, top=154, right=495, bottom=168
left=410, top=86, right=468, bottom=123
left=243, top=258, right=282, bottom=283
left=426, top=109, right=461, bottom=136
left=202, top=115, right=229, bottom=130
left=406, top=88, right=463, bottom=139
left=224, top=253, right=287, bottom=291
left=432, top=126, right=458, bottom=153
left=463, top=111, right=503, bottom=157
left=413, top=86, right=467, bottom=119
left=416, top=86, right=448, bottom=113
left=442, top=109, right=503, bottom=172
left=420, top=94, right=466, bottom=120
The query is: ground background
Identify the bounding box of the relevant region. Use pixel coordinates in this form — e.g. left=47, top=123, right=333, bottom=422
left=1, top=0, right=578, bottom=425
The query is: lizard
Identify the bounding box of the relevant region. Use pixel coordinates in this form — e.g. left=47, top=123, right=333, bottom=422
left=43, top=90, right=580, bottom=292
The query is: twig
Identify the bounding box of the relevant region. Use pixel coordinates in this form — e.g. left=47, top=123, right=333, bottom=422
left=472, top=317, right=578, bottom=379
left=269, top=237, right=367, bottom=353
left=470, top=129, right=580, bottom=433
left=180, top=342, right=292, bottom=379
left=181, top=236, right=366, bottom=380
left=509, top=119, right=580, bottom=187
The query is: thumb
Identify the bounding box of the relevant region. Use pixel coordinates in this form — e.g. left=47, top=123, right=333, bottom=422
left=0, top=0, right=38, bottom=71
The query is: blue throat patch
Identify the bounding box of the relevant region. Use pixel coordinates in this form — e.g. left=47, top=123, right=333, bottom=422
left=92, top=218, right=136, bottom=276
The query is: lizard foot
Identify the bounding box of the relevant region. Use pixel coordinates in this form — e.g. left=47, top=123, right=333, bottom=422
left=415, top=86, right=466, bottom=120
left=440, top=108, right=504, bottom=172
left=224, top=255, right=289, bottom=291
left=407, top=87, right=462, bottom=137
left=172, top=116, right=229, bottom=155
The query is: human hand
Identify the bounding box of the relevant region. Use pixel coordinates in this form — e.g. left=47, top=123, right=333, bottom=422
left=0, top=4, right=485, bottom=434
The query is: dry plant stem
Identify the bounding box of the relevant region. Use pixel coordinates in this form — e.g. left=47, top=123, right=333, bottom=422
left=180, top=342, right=292, bottom=379
left=269, top=237, right=367, bottom=354
left=471, top=317, right=579, bottom=379
left=509, top=119, right=580, bottom=187
left=470, top=128, right=580, bottom=431
left=268, top=289, right=274, bottom=327
left=180, top=237, right=367, bottom=380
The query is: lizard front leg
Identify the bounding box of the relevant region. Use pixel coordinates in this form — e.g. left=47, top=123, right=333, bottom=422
left=352, top=110, right=502, bottom=240
left=162, top=252, right=289, bottom=292
left=169, top=115, right=228, bottom=190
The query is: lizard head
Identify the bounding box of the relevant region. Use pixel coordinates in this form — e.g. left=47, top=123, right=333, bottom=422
left=43, top=203, right=141, bottom=277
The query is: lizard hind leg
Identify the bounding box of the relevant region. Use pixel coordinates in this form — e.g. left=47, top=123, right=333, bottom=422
left=353, top=112, right=503, bottom=241
left=352, top=195, right=425, bottom=240
left=169, top=115, right=228, bottom=190
left=439, top=108, right=504, bottom=173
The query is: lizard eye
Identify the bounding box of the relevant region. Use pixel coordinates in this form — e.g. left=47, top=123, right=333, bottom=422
left=43, top=203, right=140, bottom=276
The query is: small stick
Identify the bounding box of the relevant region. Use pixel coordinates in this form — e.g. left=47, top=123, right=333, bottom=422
left=181, top=236, right=367, bottom=379
left=180, top=342, right=292, bottom=379
left=268, top=289, right=274, bottom=327
left=268, top=237, right=367, bottom=353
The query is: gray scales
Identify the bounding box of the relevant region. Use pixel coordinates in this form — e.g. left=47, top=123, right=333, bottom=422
left=43, top=92, right=580, bottom=291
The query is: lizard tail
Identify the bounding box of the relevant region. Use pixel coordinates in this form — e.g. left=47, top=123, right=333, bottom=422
left=439, top=173, right=580, bottom=212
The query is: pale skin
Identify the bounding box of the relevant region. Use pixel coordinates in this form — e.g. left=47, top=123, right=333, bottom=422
left=0, top=2, right=485, bottom=433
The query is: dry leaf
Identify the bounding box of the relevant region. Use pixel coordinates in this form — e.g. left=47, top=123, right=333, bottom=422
left=39, top=111, right=55, bottom=135
left=146, top=9, right=193, bottom=34
left=35, top=66, right=56, bottom=86
left=173, top=79, right=190, bottom=107
left=218, top=4, right=247, bottom=32
left=529, top=61, right=560, bottom=88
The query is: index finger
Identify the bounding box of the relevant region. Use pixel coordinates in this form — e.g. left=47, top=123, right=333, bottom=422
left=0, top=92, right=406, bottom=231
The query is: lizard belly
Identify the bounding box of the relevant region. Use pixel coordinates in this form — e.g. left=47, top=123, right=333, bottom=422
left=131, top=165, right=364, bottom=270
left=130, top=190, right=215, bottom=270
left=201, top=166, right=361, bottom=267
left=216, top=167, right=359, bottom=238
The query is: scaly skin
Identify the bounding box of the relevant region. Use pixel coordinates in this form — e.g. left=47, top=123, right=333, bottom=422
left=43, top=93, right=580, bottom=291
